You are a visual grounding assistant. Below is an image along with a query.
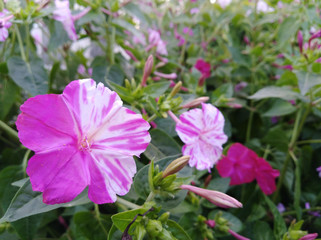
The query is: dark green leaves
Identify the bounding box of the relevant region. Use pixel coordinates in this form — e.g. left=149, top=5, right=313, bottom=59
left=7, top=56, right=48, bottom=96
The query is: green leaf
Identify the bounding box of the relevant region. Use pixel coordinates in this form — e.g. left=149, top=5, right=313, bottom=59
left=11, top=214, right=42, bottom=240
left=263, top=194, right=287, bottom=239
left=48, top=21, right=69, bottom=50
left=295, top=71, right=321, bottom=96
left=134, top=155, right=193, bottom=210
left=207, top=178, right=230, bottom=193
left=106, top=80, right=135, bottom=103
left=262, top=126, right=289, bottom=152
left=212, top=83, right=234, bottom=102
left=107, top=224, right=123, bottom=240
left=165, top=220, right=192, bottom=240
left=143, top=129, right=181, bottom=161
left=277, top=17, right=300, bottom=49
left=7, top=56, right=48, bottom=96
left=91, top=56, right=108, bottom=83
left=144, top=82, right=171, bottom=98
left=249, top=86, right=303, bottom=101
left=0, top=180, right=91, bottom=223
left=111, top=208, right=148, bottom=232
left=73, top=211, right=112, bottom=240
left=106, top=65, right=125, bottom=85
left=123, top=2, right=148, bottom=24
left=262, top=99, right=297, bottom=117
left=0, top=79, right=19, bottom=120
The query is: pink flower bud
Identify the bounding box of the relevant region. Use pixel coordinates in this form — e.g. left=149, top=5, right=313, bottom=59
left=180, top=185, right=243, bottom=208
left=162, top=156, right=190, bottom=178
left=298, top=233, right=318, bottom=240
left=181, top=97, right=209, bottom=108
left=308, top=29, right=321, bottom=48
left=205, top=219, right=216, bottom=228
left=298, top=30, right=303, bottom=53
left=154, top=71, right=177, bottom=79
left=228, top=229, right=250, bottom=240
left=141, top=55, right=154, bottom=86
left=243, top=36, right=250, bottom=45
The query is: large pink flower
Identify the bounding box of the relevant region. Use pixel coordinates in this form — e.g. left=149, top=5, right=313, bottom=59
left=16, top=79, right=151, bottom=204
left=53, top=0, right=90, bottom=41
left=216, top=143, right=280, bottom=195
left=171, top=103, right=227, bottom=171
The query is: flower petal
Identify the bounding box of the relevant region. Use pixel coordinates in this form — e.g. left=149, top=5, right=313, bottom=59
left=27, top=146, right=89, bottom=204
left=87, top=150, right=136, bottom=204
left=91, top=107, right=151, bottom=157
left=176, top=108, right=203, bottom=144
left=183, top=140, right=222, bottom=171
left=201, top=103, right=225, bottom=132
left=16, top=94, right=77, bottom=152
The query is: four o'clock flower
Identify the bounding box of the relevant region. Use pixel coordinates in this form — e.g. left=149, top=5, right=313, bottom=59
left=181, top=185, right=242, bottom=208
left=16, top=79, right=151, bottom=204
left=0, top=9, right=13, bottom=42
left=53, top=0, right=90, bottom=41
left=169, top=103, right=227, bottom=171
left=194, top=59, right=211, bottom=86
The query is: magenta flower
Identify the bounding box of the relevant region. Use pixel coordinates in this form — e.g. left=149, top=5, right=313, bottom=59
left=169, top=103, right=227, bottom=171
left=194, top=59, right=211, bottom=86
left=146, top=29, right=168, bottom=56
left=183, top=27, right=193, bottom=36
left=308, top=29, right=321, bottom=48
left=181, top=185, right=242, bottom=208
left=0, top=9, right=13, bottom=42
left=216, top=143, right=257, bottom=185
left=16, top=79, right=151, bottom=204
left=205, top=219, right=216, bottom=228
left=216, top=143, right=279, bottom=195
left=53, top=0, right=90, bottom=41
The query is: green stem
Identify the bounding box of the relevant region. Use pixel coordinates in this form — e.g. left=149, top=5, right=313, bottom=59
left=273, top=152, right=290, bottom=202
left=94, top=204, right=109, bottom=239
left=282, top=206, right=321, bottom=216
left=296, top=139, right=321, bottom=145
left=22, top=149, right=31, bottom=177
left=145, top=191, right=155, bottom=202
left=15, top=24, right=27, bottom=62
left=9, top=29, right=16, bottom=56
left=117, top=197, right=140, bottom=210
left=147, top=114, right=157, bottom=123
left=25, top=22, right=31, bottom=60
left=0, top=120, right=19, bottom=142
left=289, top=150, right=301, bottom=220
left=246, top=103, right=254, bottom=143
left=179, top=42, right=186, bottom=66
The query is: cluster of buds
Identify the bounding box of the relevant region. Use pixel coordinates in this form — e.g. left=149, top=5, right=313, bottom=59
left=283, top=220, right=318, bottom=240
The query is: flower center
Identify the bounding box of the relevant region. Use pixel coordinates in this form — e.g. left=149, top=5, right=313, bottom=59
left=79, top=136, right=92, bottom=151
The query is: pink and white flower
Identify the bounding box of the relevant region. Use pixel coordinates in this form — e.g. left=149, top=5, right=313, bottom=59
left=146, top=29, right=168, bottom=56
left=16, top=79, right=151, bottom=204
left=169, top=103, right=227, bottom=171
left=53, top=0, right=90, bottom=41
left=0, top=9, right=13, bottom=42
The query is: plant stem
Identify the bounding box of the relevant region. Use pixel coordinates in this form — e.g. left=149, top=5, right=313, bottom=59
left=0, top=120, right=19, bottom=142
left=246, top=103, right=254, bottom=143
left=289, top=150, right=301, bottom=220
left=296, top=139, right=321, bottom=145
left=282, top=207, right=321, bottom=216
left=117, top=197, right=140, bottom=209
left=147, top=114, right=157, bottom=123
left=15, top=24, right=27, bottom=62
left=22, top=149, right=31, bottom=177
left=146, top=191, right=155, bottom=202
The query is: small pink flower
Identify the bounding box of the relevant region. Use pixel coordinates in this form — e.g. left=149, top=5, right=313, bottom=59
left=16, top=79, right=151, bottom=204
left=234, top=82, right=247, bottom=92
left=183, top=27, right=193, bottom=36
left=169, top=103, right=227, bottom=171
left=53, top=0, right=90, bottom=41
left=216, top=0, right=232, bottom=8
left=181, top=185, right=242, bottom=208
left=228, top=229, right=250, bottom=240
left=0, top=9, right=13, bottom=42
left=277, top=203, right=285, bottom=213
left=243, top=36, right=250, bottom=45
left=190, top=8, right=200, bottom=14
left=216, top=143, right=279, bottom=195
left=299, top=233, right=318, bottom=240
left=146, top=29, right=168, bottom=55
left=317, top=166, right=321, bottom=177
left=315, top=58, right=321, bottom=63
left=194, top=59, right=211, bottom=86
left=216, top=143, right=257, bottom=185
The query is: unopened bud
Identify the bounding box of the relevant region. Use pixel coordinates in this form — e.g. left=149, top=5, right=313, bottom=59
left=298, top=30, right=303, bottom=54
left=160, top=174, right=177, bottom=188
left=162, top=156, right=190, bottom=178
left=142, top=55, right=154, bottom=86
left=146, top=220, right=162, bottom=238
left=181, top=97, right=209, bottom=109
left=158, top=212, right=170, bottom=223
left=180, top=185, right=242, bottom=208
left=168, top=81, right=182, bottom=99
left=205, top=219, right=216, bottom=228
left=298, top=233, right=319, bottom=240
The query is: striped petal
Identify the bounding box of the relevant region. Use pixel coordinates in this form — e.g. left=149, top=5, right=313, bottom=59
left=16, top=94, right=77, bottom=152
left=183, top=140, right=223, bottom=171
left=176, top=108, right=203, bottom=144
left=201, top=103, right=225, bottom=132
left=87, top=150, right=136, bottom=204
left=91, top=107, right=151, bottom=157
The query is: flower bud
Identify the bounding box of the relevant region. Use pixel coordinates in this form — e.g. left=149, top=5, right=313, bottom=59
left=180, top=185, right=242, bottom=208
left=168, top=81, right=182, bottom=99
left=298, top=233, right=318, bottom=240
left=181, top=97, right=209, bottom=109
left=160, top=174, right=177, bottom=188
left=205, top=219, right=216, bottom=228
left=146, top=220, right=162, bottom=238
left=158, top=212, right=170, bottom=223
left=141, top=55, right=154, bottom=86
left=162, top=156, right=190, bottom=178
left=228, top=229, right=250, bottom=240
left=298, top=30, right=303, bottom=53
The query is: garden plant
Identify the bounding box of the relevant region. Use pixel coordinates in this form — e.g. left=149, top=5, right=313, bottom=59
left=0, top=0, right=321, bottom=239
